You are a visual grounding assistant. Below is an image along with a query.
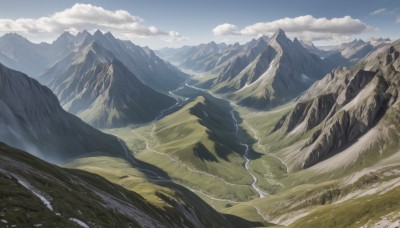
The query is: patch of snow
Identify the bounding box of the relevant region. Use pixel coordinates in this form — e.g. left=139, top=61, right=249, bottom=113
left=0, top=169, right=54, bottom=212
left=1, top=219, right=7, bottom=224
left=69, top=218, right=89, bottom=228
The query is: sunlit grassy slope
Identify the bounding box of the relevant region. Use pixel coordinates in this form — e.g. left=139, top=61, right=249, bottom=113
left=103, top=96, right=266, bottom=208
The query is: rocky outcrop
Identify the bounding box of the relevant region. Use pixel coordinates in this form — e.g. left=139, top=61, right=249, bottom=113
left=275, top=94, right=336, bottom=134
left=303, top=77, right=389, bottom=168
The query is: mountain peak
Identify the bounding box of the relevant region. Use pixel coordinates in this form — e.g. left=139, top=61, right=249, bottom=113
left=269, top=28, right=291, bottom=48
left=77, top=29, right=92, bottom=39
left=104, top=31, right=116, bottom=40
left=270, top=28, right=289, bottom=42
left=1, top=33, right=30, bottom=43
left=54, top=31, right=74, bottom=43
left=93, top=29, right=104, bottom=37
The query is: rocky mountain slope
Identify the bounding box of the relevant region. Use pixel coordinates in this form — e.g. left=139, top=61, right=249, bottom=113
left=0, top=63, right=125, bottom=163
left=40, top=40, right=176, bottom=128
left=213, top=29, right=331, bottom=109
left=0, top=142, right=232, bottom=227
left=38, top=30, right=186, bottom=92
left=273, top=39, right=400, bottom=170
left=0, top=31, right=187, bottom=92
left=216, top=39, right=400, bottom=227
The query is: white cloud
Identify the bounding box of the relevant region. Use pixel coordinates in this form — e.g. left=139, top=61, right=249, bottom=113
left=212, top=15, right=370, bottom=42
left=371, top=8, right=387, bottom=15
left=0, top=3, right=187, bottom=43
left=212, top=23, right=239, bottom=36
left=165, top=31, right=189, bottom=43
left=397, top=16, right=400, bottom=23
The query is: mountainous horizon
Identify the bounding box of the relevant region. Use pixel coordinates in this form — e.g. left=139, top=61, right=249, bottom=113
left=1, top=1, right=400, bottom=227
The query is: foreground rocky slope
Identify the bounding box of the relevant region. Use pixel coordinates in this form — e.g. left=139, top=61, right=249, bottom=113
left=0, top=142, right=232, bottom=227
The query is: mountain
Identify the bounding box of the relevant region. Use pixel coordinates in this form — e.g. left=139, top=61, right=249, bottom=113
left=309, top=38, right=392, bottom=68
left=219, top=39, right=400, bottom=227
left=40, top=40, right=176, bottom=128
left=0, top=142, right=232, bottom=227
left=212, top=29, right=331, bottom=109
left=157, top=36, right=269, bottom=73
left=0, top=33, right=50, bottom=76
left=40, top=30, right=186, bottom=92
left=300, top=38, right=392, bottom=69
left=0, top=31, right=187, bottom=92
left=0, top=63, right=125, bottom=163
left=273, top=39, right=400, bottom=170
left=298, top=39, right=333, bottom=58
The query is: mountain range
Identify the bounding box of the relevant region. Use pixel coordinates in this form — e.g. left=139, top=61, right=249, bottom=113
left=0, top=31, right=187, bottom=128
left=1, top=27, right=400, bottom=228
left=157, top=36, right=269, bottom=74
left=0, top=56, right=235, bottom=227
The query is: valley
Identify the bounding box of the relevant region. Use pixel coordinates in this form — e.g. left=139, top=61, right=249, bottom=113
left=0, top=3, right=399, bottom=226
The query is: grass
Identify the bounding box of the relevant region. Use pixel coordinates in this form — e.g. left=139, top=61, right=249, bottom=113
left=103, top=96, right=264, bottom=208
left=1, top=142, right=234, bottom=227
left=69, top=78, right=400, bottom=226
left=289, top=187, right=400, bottom=228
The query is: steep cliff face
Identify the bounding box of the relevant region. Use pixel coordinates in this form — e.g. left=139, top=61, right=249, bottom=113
left=274, top=40, right=400, bottom=169
left=302, top=75, right=390, bottom=168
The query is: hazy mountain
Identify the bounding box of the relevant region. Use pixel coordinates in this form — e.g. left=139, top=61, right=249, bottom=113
left=211, top=29, right=331, bottom=109
left=157, top=36, right=269, bottom=73
left=0, top=63, right=125, bottom=163
left=89, top=30, right=187, bottom=91
left=298, top=39, right=333, bottom=58
left=0, top=33, right=51, bottom=76
left=0, top=31, right=187, bottom=92
left=273, top=39, right=400, bottom=169
left=40, top=39, right=176, bottom=128
left=304, top=38, right=392, bottom=68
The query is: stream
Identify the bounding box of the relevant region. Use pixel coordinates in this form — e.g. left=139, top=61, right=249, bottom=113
left=184, top=81, right=267, bottom=199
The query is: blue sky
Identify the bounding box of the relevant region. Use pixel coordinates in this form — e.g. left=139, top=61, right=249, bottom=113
left=0, top=0, right=398, bottom=48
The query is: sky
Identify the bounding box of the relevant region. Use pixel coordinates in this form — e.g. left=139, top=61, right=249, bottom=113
left=0, top=0, right=398, bottom=49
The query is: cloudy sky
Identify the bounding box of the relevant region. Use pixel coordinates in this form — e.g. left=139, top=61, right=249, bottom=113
left=0, top=0, right=399, bottom=48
